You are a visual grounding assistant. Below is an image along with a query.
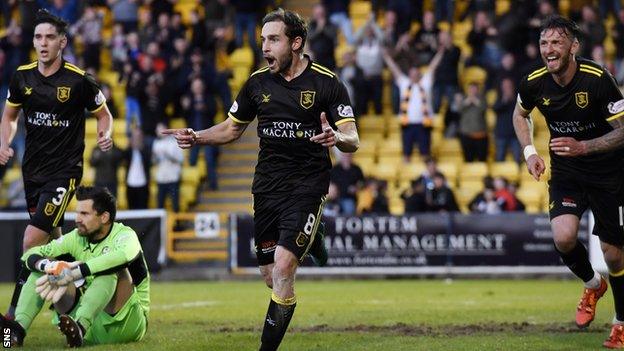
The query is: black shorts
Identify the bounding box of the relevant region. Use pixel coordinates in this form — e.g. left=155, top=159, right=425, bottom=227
left=253, top=193, right=326, bottom=266
left=25, top=177, right=79, bottom=233
left=549, top=173, right=624, bottom=246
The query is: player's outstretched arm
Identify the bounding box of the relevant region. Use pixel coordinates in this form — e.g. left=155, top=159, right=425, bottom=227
left=0, top=104, right=19, bottom=165
left=93, top=104, right=113, bottom=151
left=310, top=112, right=359, bottom=152
left=162, top=117, right=249, bottom=149
left=512, top=102, right=545, bottom=181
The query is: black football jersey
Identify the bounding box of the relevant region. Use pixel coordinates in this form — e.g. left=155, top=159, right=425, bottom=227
left=518, top=57, right=624, bottom=178
left=6, top=60, right=105, bottom=182
left=229, top=57, right=356, bottom=195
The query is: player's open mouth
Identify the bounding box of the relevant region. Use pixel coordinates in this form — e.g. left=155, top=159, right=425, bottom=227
left=265, top=57, right=276, bottom=68
left=546, top=56, right=558, bottom=65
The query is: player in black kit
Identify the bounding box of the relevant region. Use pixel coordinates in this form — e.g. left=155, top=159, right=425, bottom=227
left=0, top=10, right=113, bottom=320
left=165, top=9, right=359, bottom=350
left=514, top=16, right=624, bottom=348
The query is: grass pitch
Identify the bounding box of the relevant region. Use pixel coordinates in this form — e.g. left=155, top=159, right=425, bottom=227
left=0, top=279, right=616, bottom=350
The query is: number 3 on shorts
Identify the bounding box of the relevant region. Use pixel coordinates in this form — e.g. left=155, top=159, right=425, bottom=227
left=51, top=187, right=67, bottom=206
left=303, top=213, right=316, bottom=235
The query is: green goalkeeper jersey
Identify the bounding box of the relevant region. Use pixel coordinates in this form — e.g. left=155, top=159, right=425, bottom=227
left=22, top=222, right=150, bottom=317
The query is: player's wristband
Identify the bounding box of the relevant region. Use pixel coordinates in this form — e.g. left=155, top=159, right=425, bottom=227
left=523, top=145, right=537, bottom=161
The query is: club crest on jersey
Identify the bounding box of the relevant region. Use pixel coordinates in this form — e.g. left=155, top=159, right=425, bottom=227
left=575, top=92, right=588, bottom=108
left=57, top=87, right=71, bottom=102
left=300, top=90, right=315, bottom=109
left=44, top=202, right=56, bottom=216
left=295, top=232, right=308, bottom=247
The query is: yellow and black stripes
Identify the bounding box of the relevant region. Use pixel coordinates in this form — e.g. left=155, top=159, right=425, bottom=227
left=250, top=66, right=269, bottom=77
left=64, top=62, right=85, bottom=76
left=335, top=118, right=355, bottom=126
left=52, top=178, right=76, bottom=227
left=17, top=62, right=37, bottom=71
left=310, top=63, right=335, bottom=78
left=527, top=67, right=547, bottom=81
left=607, top=111, right=624, bottom=122
left=579, top=64, right=603, bottom=77
left=228, top=112, right=252, bottom=124
left=300, top=195, right=326, bottom=262
left=271, top=292, right=297, bottom=306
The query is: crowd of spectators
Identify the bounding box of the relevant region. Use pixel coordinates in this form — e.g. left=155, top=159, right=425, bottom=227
left=2, top=1, right=624, bottom=215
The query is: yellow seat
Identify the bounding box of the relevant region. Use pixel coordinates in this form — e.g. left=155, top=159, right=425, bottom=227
left=85, top=119, right=98, bottom=137
left=515, top=187, right=542, bottom=214
left=372, top=163, right=399, bottom=182
left=490, top=161, right=520, bottom=183
left=437, top=162, right=458, bottom=187
left=377, top=139, right=403, bottom=156
left=460, top=162, right=489, bottom=182
left=358, top=116, right=386, bottom=134
left=356, top=140, right=377, bottom=158
left=438, top=138, right=462, bottom=157
left=462, top=66, right=488, bottom=88
left=398, top=162, right=426, bottom=182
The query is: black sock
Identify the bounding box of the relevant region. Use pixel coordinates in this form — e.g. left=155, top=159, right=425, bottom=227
left=610, top=273, right=624, bottom=321
left=259, top=295, right=296, bottom=351
left=7, top=264, right=30, bottom=318
left=556, top=240, right=595, bottom=282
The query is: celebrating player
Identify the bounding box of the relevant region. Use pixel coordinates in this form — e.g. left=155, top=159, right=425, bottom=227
left=514, top=15, right=624, bottom=348
left=165, top=8, right=359, bottom=350
left=0, top=10, right=113, bottom=320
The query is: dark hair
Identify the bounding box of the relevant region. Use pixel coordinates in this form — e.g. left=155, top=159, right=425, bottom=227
left=262, top=8, right=307, bottom=52
left=34, top=9, right=69, bottom=36
left=540, top=15, right=581, bottom=41
left=75, top=186, right=117, bottom=222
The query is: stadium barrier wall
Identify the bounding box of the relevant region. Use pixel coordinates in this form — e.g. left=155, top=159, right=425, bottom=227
left=0, top=210, right=166, bottom=282
left=230, top=212, right=596, bottom=276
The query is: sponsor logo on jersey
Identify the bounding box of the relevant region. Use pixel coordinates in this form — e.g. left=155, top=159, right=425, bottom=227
left=24, top=86, right=33, bottom=96
left=95, top=90, right=105, bottom=106
left=44, top=202, right=56, bottom=216
left=549, top=120, right=596, bottom=134
left=27, top=111, right=70, bottom=128
left=562, top=197, right=577, bottom=208
left=541, top=97, right=550, bottom=106
left=337, top=104, right=354, bottom=118
left=57, top=87, right=71, bottom=102
left=261, top=121, right=317, bottom=139
left=608, top=99, right=624, bottom=114
left=575, top=92, right=588, bottom=108
left=102, top=246, right=110, bottom=254
left=229, top=101, right=238, bottom=113
left=261, top=94, right=271, bottom=103
left=300, top=90, right=316, bottom=109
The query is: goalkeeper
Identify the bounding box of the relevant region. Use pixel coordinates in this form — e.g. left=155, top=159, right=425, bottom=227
left=0, top=185, right=150, bottom=347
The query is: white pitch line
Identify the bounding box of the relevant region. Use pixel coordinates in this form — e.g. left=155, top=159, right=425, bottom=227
left=152, top=300, right=218, bottom=310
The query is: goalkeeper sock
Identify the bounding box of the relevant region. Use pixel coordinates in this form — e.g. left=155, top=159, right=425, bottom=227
left=14, top=271, right=44, bottom=331
left=556, top=240, right=595, bottom=283
left=75, top=274, right=117, bottom=331
left=610, top=270, right=624, bottom=321
left=7, top=264, right=31, bottom=318
left=259, top=293, right=296, bottom=351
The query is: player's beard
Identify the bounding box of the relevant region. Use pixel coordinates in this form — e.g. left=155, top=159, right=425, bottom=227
left=276, top=52, right=293, bottom=75
left=544, top=51, right=572, bottom=75
left=78, top=224, right=102, bottom=239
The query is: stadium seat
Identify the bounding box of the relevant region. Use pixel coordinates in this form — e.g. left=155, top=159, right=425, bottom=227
left=515, top=187, right=542, bottom=214
left=358, top=116, right=386, bottom=134
left=459, top=162, right=488, bottom=182
left=377, top=139, right=403, bottom=156
left=437, top=162, right=458, bottom=187
left=372, top=163, right=399, bottom=182
left=398, top=162, right=426, bottom=183
left=356, top=140, right=378, bottom=158
left=490, top=161, right=520, bottom=183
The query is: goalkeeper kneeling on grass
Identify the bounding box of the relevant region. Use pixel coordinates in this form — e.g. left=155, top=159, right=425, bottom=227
left=0, top=185, right=150, bottom=348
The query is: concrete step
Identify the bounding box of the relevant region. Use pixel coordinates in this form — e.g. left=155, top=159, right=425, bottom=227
left=219, top=159, right=257, bottom=167
left=217, top=177, right=253, bottom=187
left=202, top=191, right=250, bottom=199
left=217, top=165, right=255, bottom=174
left=195, top=202, right=253, bottom=212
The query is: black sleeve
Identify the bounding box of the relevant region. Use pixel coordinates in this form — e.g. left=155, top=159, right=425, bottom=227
left=6, top=72, right=23, bottom=107
left=227, top=78, right=256, bottom=124
left=598, top=70, right=624, bottom=122
left=326, top=77, right=356, bottom=128
left=82, top=73, right=106, bottom=112
left=517, top=77, right=535, bottom=112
